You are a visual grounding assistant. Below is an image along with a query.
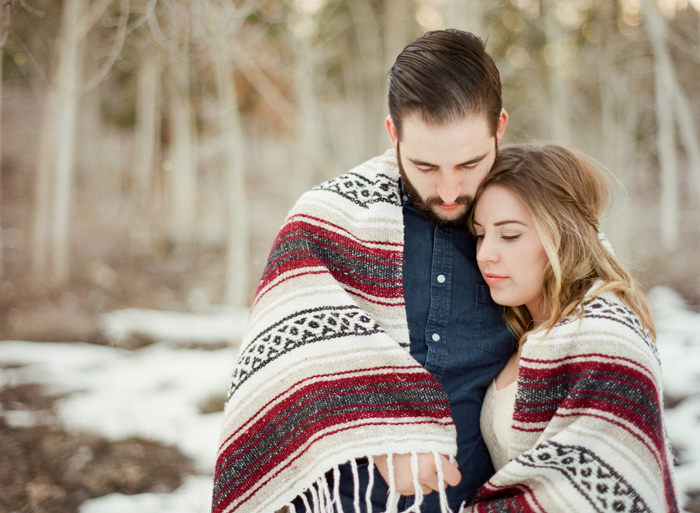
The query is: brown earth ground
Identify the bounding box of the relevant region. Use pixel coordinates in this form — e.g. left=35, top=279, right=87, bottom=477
left=0, top=383, right=194, bottom=513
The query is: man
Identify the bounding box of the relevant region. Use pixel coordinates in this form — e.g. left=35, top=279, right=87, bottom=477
left=212, top=30, right=516, bottom=513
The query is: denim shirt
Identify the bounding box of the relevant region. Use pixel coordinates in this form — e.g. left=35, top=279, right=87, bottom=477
left=399, top=186, right=517, bottom=511
left=304, top=183, right=517, bottom=512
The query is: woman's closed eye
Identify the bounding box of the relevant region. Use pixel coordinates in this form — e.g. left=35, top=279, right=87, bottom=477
left=501, top=234, right=521, bottom=241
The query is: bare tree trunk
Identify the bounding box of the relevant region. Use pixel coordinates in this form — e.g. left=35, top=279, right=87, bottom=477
left=641, top=0, right=700, bottom=205
left=383, top=0, right=413, bottom=106
left=50, top=0, right=85, bottom=283
left=0, top=48, right=3, bottom=278
left=541, top=0, right=572, bottom=145
left=214, top=49, right=248, bottom=307
left=347, top=0, right=385, bottom=158
left=290, top=11, right=322, bottom=199
left=167, top=47, right=197, bottom=245
left=655, top=58, right=679, bottom=250
left=31, top=89, right=56, bottom=278
left=133, top=49, right=161, bottom=209
left=598, top=45, right=625, bottom=258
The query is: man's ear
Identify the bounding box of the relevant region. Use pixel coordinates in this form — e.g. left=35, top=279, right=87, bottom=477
left=385, top=116, right=399, bottom=150
left=496, top=109, right=508, bottom=144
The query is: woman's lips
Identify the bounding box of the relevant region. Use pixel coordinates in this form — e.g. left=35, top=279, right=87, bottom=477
left=483, top=273, right=508, bottom=285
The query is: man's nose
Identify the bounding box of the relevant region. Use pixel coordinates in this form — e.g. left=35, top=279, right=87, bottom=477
left=436, top=171, right=461, bottom=204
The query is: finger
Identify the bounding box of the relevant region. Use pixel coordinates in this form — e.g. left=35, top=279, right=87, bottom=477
left=439, top=456, right=462, bottom=487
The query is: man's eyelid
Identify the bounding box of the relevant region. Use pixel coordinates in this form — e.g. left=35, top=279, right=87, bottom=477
left=458, top=161, right=481, bottom=169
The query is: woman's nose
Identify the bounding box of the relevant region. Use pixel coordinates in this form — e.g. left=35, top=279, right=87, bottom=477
left=476, top=237, right=497, bottom=263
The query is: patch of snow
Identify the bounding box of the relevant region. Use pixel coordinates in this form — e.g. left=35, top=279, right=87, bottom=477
left=0, top=340, right=235, bottom=473
left=98, top=307, right=249, bottom=346
left=79, top=475, right=213, bottom=513
left=3, top=291, right=700, bottom=513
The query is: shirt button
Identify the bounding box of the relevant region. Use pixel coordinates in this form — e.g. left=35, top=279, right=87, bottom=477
left=432, top=333, right=440, bottom=342
left=402, top=195, right=409, bottom=202
left=437, top=274, right=446, bottom=283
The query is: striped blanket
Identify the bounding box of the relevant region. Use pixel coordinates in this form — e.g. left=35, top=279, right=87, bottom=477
left=463, top=290, right=679, bottom=513
left=212, top=150, right=458, bottom=513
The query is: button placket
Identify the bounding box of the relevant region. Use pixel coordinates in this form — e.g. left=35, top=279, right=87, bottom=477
left=424, top=227, right=453, bottom=377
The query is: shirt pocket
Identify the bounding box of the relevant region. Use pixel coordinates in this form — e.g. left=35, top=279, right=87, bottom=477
left=473, top=284, right=514, bottom=359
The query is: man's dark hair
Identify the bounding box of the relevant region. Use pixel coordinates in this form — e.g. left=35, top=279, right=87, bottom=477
left=388, top=29, right=502, bottom=139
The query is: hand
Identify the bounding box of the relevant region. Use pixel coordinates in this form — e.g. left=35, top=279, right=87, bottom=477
left=374, top=453, right=461, bottom=496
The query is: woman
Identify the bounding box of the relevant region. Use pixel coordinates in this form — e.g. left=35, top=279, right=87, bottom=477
left=465, top=144, right=679, bottom=512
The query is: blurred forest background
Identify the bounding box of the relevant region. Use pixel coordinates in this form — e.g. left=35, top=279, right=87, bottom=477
left=0, top=0, right=699, bottom=338
left=0, top=0, right=700, bottom=512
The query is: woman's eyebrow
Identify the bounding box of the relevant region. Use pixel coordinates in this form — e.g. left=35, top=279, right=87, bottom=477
left=494, top=220, right=527, bottom=227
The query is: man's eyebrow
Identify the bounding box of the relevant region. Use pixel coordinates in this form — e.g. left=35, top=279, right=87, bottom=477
left=407, top=158, right=437, bottom=167
left=407, top=153, right=489, bottom=168
left=458, top=153, right=489, bottom=167
left=494, top=220, right=527, bottom=227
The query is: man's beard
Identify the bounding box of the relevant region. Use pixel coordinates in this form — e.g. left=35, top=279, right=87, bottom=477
left=397, top=143, right=473, bottom=229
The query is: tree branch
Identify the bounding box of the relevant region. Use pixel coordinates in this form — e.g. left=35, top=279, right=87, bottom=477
left=232, top=44, right=296, bottom=129
left=82, top=0, right=130, bottom=93
left=78, top=0, right=117, bottom=39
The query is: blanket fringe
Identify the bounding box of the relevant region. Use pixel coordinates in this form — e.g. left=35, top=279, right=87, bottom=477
left=350, top=459, right=361, bottom=513
left=321, top=477, right=333, bottom=512
left=366, top=456, right=375, bottom=513
left=300, top=489, right=312, bottom=513
left=310, top=481, right=320, bottom=513
left=407, top=451, right=424, bottom=512
left=433, top=451, right=452, bottom=513
left=332, top=465, right=343, bottom=513
left=385, top=454, right=400, bottom=513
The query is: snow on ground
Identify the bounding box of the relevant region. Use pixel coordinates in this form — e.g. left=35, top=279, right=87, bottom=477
left=650, top=287, right=700, bottom=509
left=1, top=286, right=700, bottom=512
left=99, top=307, right=249, bottom=346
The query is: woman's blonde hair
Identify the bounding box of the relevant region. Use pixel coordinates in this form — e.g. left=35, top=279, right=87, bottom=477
left=470, top=143, right=656, bottom=346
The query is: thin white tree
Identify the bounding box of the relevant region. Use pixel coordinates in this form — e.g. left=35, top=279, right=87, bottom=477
left=32, top=0, right=132, bottom=283
left=641, top=0, right=700, bottom=249
left=541, top=0, right=572, bottom=145
left=0, top=1, right=48, bottom=278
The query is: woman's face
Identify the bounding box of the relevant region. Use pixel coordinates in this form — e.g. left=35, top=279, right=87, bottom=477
left=473, top=185, right=550, bottom=326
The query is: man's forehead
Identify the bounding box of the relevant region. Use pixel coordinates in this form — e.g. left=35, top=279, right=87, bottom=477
left=400, top=111, right=490, bottom=134
left=398, top=113, right=496, bottom=164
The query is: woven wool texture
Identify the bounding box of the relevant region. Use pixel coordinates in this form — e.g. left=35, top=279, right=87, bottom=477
left=212, top=151, right=458, bottom=513
left=463, top=290, right=679, bottom=513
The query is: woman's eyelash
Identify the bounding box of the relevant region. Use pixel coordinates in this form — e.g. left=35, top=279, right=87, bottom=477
left=501, top=235, right=521, bottom=241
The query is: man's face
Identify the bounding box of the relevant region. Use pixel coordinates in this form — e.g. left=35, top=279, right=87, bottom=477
left=387, top=110, right=508, bottom=227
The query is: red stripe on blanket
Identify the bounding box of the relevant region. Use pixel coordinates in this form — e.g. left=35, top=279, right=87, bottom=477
left=217, top=418, right=451, bottom=513
left=261, top=249, right=404, bottom=299
left=221, top=366, right=439, bottom=447
left=213, top=370, right=452, bottom=508
left=252, top=268, right=406, bottom=311
left=514, top=360, right=662, bottom=431
left=471, top=482, right=545, bottom=513
left=290, top=213, right=404, bottom=247
left=276, top=218, right=402, bottom=264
